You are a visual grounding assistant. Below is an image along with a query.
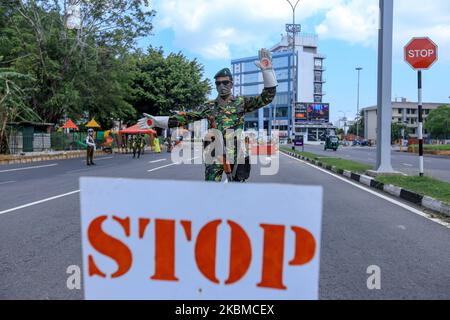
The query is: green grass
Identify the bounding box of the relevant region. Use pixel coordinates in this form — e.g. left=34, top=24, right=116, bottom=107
left=280, top=147, right=373, bottom=173
left=377, top=175, right=450, bottom=204
left=409, top=144, right=450, bottom=151
left=318, top=158, right=373, bottom=173
left=281, top=146, right=450, bottom=204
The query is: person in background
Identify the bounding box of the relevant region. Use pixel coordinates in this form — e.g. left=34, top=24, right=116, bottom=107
left=139, top=134, right=146, bottom=155
left=131, top=135, right=138, bottom=158
left=86, top=128, right=96, bottom=166
left=153, top=135, right=161, bottom=153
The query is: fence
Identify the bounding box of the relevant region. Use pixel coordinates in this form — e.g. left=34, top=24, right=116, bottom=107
left=7, top=131, right=120, bottom=154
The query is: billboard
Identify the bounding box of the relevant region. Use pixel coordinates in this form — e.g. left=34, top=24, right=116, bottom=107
left=295, top=103, right=330, bottom=123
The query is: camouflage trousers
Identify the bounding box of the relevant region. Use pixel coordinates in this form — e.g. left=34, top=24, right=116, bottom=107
left=205, top=163, right=250, bottom=182
left=205, top=164, right=225, bottom=182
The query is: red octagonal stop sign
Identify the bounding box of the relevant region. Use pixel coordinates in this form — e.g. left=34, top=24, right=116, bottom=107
left=404, top=37, right=438, bottom=70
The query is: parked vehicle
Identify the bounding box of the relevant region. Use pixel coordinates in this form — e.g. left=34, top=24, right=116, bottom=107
left=324, top=136, right=339, bottom=151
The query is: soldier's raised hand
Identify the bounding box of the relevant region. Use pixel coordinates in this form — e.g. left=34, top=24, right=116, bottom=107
left=254, top=48, right=277, bottom=88
left=254, top=48, right=273, bottom=71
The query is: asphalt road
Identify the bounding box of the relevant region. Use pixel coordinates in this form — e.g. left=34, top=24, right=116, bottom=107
left=297, top=144, right=450, bottom=182
left=0, top=150, right=449, bottom=300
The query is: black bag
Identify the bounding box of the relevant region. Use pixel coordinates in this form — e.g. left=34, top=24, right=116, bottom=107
left=231, top=156, right=251, bottom=182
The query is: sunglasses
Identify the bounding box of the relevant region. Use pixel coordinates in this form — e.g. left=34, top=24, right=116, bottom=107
left=215, top=80, right=231, bottom=86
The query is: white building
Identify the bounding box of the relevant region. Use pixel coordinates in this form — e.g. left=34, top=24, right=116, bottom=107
left=363, top=99, right=447, bottom=141
left=231, top=33, right=332, bottom=143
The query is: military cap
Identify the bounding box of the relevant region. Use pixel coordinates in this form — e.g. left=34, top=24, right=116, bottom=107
left=214, top=68, right=233, bottom=80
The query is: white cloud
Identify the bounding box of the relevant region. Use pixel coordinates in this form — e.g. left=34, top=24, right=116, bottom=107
left=152, top=0, right=340, bottom=60
left=317, top=0, right=450, bottom=62
left=152, top=0, right=450, bottom=62
left=316, top=0, right=378, bottom=45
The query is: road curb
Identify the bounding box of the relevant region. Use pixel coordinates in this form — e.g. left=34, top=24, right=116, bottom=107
left=283, top=150, right=450, bottom=218
left=0, top=150, right=107, bottom=165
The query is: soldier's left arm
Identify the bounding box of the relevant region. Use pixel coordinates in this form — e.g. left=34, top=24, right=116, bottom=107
left=242, top=87, right=277, bottom=114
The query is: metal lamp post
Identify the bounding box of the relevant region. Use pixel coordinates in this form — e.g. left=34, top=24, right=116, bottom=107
left=356, top=67, right=363, bottom=140
left=375, top=0, right=395, bottom=173
left=285, top=0, right=301, bottom=141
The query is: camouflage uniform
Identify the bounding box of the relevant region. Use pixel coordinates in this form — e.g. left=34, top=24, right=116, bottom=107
left=167, top=88, right=276, bottom=181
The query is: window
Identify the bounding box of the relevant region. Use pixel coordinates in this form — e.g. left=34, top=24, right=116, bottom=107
left=272, top=57, right=289, bottom=69
left=233, top=63, right=241, bottom=74
left=275, top=69, right=289, bottom=80
left=246, top=110, right=258, bottom=118
left=264, top=108, right=270, bottom=118
left=243, top=72, right=260, bottom=84
left=314, top=83, right=322, bottom=94
left=314, top=59, right=322, bottom=68
left=277, top=81, right=290, bottom=92
left=242, top=84, right=261, bottom=95
left=314, top=71, right=322, bottom=82
left=274, top=107, right=288, bottom=118
left=314, top=95, right=322, bottom=103
left=243, top=61, right=259, bottom=72
left=273, top=92, right=289, bottom=106
left=234, top=75, right=241, bottom=85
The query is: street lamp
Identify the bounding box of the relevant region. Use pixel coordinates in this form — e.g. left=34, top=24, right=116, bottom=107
left=284, top=0, right=301, bottom=140
left=356, top=67, right=363, bottom=140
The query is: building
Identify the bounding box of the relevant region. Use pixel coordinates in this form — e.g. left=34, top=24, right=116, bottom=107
left=7, top=121, right=54, bottom=154
left=363, top=99, right=447, bottom=141
left=231, top=33, right=331, bottom=143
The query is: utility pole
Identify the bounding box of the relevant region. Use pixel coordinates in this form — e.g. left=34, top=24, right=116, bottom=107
left=375, top=0, right=395, bottom=173
left=356, top=67, right=363, bottom=141
left=285, top=0, right=301, bottom=141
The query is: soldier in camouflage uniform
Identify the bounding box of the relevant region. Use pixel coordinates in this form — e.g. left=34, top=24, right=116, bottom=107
left=138, top=48, right=277, bottom=182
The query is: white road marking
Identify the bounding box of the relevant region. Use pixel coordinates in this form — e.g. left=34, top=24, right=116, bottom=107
left=149, top=159, right=167, bottom=164
left=282, top=153, right=450, bottom=228
left=0, top=157, right=200, bottom=216
left=0, top=181, right=15, bottom=185
left=402, top=163, right=413, bottom=167
left=147, top=162, right=181, bottom=172
left=0, top=190, right=80, bottom=216
left=0, top=163, right=58, bottom=173
left=147, top=157, right=200, bottom=173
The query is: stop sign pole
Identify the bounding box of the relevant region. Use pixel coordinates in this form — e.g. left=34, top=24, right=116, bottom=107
left=404, top=37, right=438, bottom=177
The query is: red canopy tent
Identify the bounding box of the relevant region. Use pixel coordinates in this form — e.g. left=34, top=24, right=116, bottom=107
left=118, top=124, right=157, bottom=145
left=61, top=119, right=79, bottom=131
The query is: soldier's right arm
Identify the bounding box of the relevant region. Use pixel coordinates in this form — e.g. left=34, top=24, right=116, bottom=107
left=167, top=109, right=209, bottom=127
left=138, top=105, right=211, bottom=130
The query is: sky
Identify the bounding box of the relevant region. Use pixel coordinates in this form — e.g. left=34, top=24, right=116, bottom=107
left=140, top=0, right=450, bottom=123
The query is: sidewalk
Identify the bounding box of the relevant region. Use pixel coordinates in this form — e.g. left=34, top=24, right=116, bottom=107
left=0, top=150, right=107, bottom=165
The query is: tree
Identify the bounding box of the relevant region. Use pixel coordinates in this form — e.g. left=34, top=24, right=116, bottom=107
left=425, top=105, right=450, bottom=139
left=391, top=122, right=406, bottom=143
left=0, top=65, right=40, bottom=153
left=0, top=0, right=155, bottom=126
left=347, top=110, right=365, bottom=138
left=129, top=47, right=211, bottom=117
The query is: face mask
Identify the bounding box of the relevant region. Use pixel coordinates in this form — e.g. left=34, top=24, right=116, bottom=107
left=216, top=80, right=233, bottom=98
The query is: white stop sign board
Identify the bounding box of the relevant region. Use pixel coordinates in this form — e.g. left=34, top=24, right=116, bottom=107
left=80, top=178, right=323, bottom=300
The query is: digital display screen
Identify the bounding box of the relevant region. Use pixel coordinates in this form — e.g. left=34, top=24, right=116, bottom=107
left=295, top=103, right=330, bottom=123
